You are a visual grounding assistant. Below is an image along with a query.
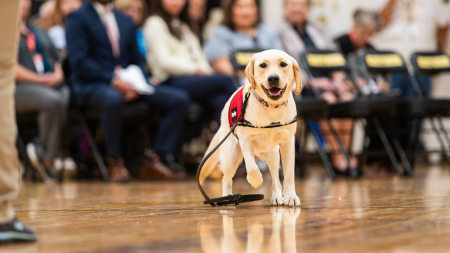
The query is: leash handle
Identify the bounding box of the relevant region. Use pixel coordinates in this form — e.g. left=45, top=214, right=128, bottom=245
left=196, top=87, right=251, bottom=207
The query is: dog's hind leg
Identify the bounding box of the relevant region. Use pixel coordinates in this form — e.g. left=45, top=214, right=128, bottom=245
left=259, top=147, right=283, bottom=206
left=199, top=131, right=222, bottom=185
left=220, top=138, right=243, bottom=196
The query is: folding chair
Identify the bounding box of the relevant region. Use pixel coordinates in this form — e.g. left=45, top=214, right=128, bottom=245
left=230, top=48, right=265, bottom=71
left=408, top=52, right=450, bottom=166
left=356, top=49, right=437, bottom=175
left=62, top=59, right=110, bottom=182
left=301, top=49, right=410, bottom=177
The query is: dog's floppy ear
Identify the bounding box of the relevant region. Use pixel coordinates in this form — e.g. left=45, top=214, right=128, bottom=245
left=292, top=58, right=302, bottom=95
left=245, top=54, right=257, bottom=90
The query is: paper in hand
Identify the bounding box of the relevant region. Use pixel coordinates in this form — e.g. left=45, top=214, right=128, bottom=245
left=117, top=65, right=155, bottom=95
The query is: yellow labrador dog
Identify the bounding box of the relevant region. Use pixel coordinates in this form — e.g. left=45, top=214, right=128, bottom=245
left=200, top=50, right=302, bottom=207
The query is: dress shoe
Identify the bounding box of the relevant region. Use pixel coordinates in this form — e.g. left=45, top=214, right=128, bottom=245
left=139, top=154, right=186, bottom=180
left=107, top=158, right=130, bottom=182
left=159, top=153, right=187, bottom=174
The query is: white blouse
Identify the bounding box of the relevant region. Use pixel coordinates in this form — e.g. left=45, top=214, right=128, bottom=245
left=143, top=15, right=212, bottom=82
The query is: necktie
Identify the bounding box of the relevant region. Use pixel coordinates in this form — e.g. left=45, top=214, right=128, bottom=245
left=103, top=7, right=120, bottom=59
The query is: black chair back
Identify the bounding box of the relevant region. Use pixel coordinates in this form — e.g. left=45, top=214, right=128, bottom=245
left=301, top=49, right=350, bottom=75
left=410, top=52, right=450, bottom=76
left=357, top=49, right=408, bottom=75
left=229, top=48, right=264, bottom=70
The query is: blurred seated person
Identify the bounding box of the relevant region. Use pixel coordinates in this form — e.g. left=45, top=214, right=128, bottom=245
left=188, top=0, right=208, bottom=45
left=38, top=0, right=55, bottom=30
left=335, top=9, right=393, bottom=170
left=16, top=0, right=69, bottom=175
left=143, top=0, right=236, bottom=125
left=277, top=0, right=334, bottom=63
left=278, top=0, right=359, bottom=174
left=48, top=0, right=82, bottom=57
left=114, top=0, right=148, bottom=59
left=335, top=9, right=380, bottom=57
left=203, top=0, right=283, bottom=78
left=335, top=9, right=388, bottom=95
left=66, top=0, right=191, bottom=181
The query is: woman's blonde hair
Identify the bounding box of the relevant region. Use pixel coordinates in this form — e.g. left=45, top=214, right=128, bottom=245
left=52, top=0, right=65, bottom=26
left=52, top=0, right=82, bottom=26
left=115, top=0, right=148, bottom=27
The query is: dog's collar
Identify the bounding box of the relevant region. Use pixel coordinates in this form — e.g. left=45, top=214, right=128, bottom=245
left=253, top=90, right=289, bottom=108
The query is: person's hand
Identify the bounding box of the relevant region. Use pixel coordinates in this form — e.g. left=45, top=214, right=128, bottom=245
left=333, top=79, right=350, bottom=94
left=376, top=76, right=390, bottom=94
left=114, top=78, right=139, bottom=101
left=150, top=77, right=159, bottom=86
left=312, top=78, right=334, bottom=91
left=196, top=69, right=209, bottom=76
left=124, top=89, right=139, bottom=102
left=40, top=73, right=61, bottom=88
left=114, top=78, right=134, bottom=93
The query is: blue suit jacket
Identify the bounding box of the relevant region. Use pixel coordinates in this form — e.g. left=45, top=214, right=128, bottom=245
left=66, top=2, right=149, bottom=95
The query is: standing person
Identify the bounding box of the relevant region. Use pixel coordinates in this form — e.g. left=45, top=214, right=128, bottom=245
left=373, top=0, right=449, bottom=97
left=143, top=0, right=237, bottom=125
left=66, top=0, right=191, bottom=181
left=48, top=0, right=82, bottom=57
left=204, top=0, right=283, bottom=77
left=0, top=0, right=37, bottom=242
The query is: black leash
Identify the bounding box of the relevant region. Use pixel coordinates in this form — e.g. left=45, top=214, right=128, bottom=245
left=196, top=87, right=265, bottom=207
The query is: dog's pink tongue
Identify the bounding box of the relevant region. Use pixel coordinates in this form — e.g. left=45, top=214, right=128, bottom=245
left=269, top=88, right=281, bottom=96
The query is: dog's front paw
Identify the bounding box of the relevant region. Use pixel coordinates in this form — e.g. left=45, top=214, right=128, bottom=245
left=270, top=193, right=284, bottom=206
left=283, top=194, right=301, bottom=207
left=247, top=170, right=263, bottom=189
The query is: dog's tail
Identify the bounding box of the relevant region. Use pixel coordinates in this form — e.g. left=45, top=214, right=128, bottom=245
left=199, top=132, right=221, bottom=185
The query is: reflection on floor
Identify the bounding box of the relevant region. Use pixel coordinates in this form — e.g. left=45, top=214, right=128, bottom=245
left=2, top=164, right=450, bottom=252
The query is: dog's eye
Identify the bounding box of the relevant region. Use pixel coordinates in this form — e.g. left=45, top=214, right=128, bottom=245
left=280, top=62, right=288, bottom=67
left=259, top=63, right=267, bottom=68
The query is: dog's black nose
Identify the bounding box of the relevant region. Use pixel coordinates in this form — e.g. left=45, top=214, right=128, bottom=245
left=268, top=75, right=280, bottom=85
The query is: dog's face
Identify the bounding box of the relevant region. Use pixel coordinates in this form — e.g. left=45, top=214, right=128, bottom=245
left=245, top=50, right=302, bottom=101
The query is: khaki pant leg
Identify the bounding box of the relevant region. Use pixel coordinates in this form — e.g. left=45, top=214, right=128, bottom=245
left=0, top=0, right=23, bottom=223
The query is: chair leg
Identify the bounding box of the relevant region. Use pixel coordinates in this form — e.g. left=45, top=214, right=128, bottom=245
left=407, top=118, right=421, bottom=169
left=372, top=117, right=403, bottom=176
left=307, top=120, right=335, bottom=179
left=326, top=120, right=357, bottom=178
left=17, top=134, right=52, bottom=183
left=77, top=111, right=110, bottom=182
left=436, top=115, right=450, bottom=149
left=430, top=117, right=450, bottom=166
left=393, top=137, right=413, bottom=176
left=16, top=135, right=38, bottom=181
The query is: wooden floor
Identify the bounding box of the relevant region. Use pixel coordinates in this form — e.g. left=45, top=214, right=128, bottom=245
left=3, top=164, right=450, bottom=252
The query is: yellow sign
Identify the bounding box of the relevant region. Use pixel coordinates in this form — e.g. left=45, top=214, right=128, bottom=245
left=417, top=55, right=450, bottom=69
left=365, top=54, right=403, bottom=68
left=306, top=53, right=346, bottom=67
left=235, top=53, right=256, bottom=66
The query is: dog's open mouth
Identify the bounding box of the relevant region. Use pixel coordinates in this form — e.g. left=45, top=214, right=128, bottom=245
left=262, top=86, right=287, bottom=100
